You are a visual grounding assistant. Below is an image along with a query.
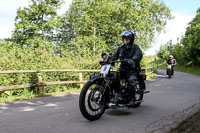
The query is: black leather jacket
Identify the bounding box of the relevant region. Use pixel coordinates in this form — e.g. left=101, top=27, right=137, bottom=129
left=112, top=43, right=143, bottom=72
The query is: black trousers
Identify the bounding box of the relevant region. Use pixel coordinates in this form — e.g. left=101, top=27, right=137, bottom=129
left=119, top=69, right=138, bottom=92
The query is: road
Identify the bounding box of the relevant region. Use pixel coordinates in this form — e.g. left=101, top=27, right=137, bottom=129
left=0, top=69, right=200, bottom=133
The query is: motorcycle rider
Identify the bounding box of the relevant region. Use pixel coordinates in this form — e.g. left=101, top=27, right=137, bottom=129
left=167, top=55, right=177, bottom=75
left=112, top=30, right=143, bottom=107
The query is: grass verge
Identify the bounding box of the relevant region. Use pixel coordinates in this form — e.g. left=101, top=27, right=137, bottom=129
left=0, top=88, right=81, bottom=103
left=170, top=111, right=200, bottom=133
left=158, top=64, right=200, bottom=75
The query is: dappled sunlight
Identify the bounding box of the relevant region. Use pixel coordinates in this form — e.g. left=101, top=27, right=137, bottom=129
left=0, top=94, right=78, bottom=114
left=156, top=74, right=167, bottom=78
left=0, top=104, right=8, bottom=110
left=13, top=101, right=39, bottom=105
left=21, top=107, right=36, bottom=112
left=44, top=103, right=59, bottom=107
left=0, top=106, right=8, bottom=110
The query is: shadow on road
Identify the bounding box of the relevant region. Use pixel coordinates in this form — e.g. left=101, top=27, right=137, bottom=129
left=0, top=94, right=78, bottom=114
left=106, top=109, right=132, bottom=116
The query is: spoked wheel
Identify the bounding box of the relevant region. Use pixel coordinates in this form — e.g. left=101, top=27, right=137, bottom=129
left=79, top=81, right=106, bottom=121
left=134, top=81, right=145, bottom=107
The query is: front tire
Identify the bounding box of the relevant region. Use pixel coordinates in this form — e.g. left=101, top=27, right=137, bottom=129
left=79, top=81, right=106, bottom=121
left=167, top=69, right=171, bottom=79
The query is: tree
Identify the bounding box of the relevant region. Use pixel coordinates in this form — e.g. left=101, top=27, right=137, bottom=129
left=60, top=0, right=172, bottom=56
left=182, top=10, right=200, bottom=65
left=197, top=7, right=200, bottom=13
left=12, top=0, right=64, bottom=48
left=157, top=40, right=173, bottom=60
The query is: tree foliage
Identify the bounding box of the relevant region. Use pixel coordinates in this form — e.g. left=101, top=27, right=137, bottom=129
left=157, top=40, right=185, bottom=63
left=10, top=0, right=172, bottom=55
left=157, top=43, right=170, bottom=61
left=1, top=0, right=173, bottom=100
left=0, top=40, right=101, bottom=99
left=182, top=10, right=200, bottom=65
left=60, top=0, right=172, bottom=56
left=12, top=0, right=64, bottom=48
left=157, top=9, right=200, bottom=65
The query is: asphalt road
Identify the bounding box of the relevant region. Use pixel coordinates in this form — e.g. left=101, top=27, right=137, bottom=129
left=0, top=69, right=200, bottom=133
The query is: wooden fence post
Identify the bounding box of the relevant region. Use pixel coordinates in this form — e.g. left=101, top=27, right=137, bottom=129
left=79, top=73, right=83, bottom=89
left=0, top=69, right=100, bottom=92
left=37, top=72, right=44, bottom=94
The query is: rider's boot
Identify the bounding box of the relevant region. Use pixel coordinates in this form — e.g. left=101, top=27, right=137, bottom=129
left=127, top=88, right=136, bottom=107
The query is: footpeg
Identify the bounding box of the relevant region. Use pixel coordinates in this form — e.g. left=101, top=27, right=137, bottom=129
left=135, top=100, right=143, bottom=104
left=143, top=91, right=150, bottom=94
left=108, top=103, right=117, bottom=109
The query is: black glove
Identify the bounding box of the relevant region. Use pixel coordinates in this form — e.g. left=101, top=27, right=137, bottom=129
left=99, top=61, right=104, bottom=65
left=109, top=57, right=116, bottom=66
left=126, top=59, right=135, bottom=67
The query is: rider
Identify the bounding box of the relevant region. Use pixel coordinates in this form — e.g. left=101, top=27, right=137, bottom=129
left=167, top=55, right=177, bottom=75
left=112, top=30, right=143, bottom=107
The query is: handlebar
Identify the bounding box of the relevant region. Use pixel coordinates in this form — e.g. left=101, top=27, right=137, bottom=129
left=99, top=59, right=135, bottom=68
left=100, top=59, right=128, bottom=64
left=111, top=59, right=129, bottom=63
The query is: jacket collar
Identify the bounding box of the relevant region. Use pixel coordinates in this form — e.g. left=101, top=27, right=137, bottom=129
left=122, top=43, right=133, bottom=50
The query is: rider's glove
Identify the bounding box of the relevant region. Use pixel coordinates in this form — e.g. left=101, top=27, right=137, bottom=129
left=126, top=59, right=135, bottom=67
left=109, top=57, right=116, bottom=66
left=99, top=61, right=104, bottom=65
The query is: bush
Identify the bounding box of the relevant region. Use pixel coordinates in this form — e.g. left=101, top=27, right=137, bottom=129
left=0, top=41, right=101, bottom=100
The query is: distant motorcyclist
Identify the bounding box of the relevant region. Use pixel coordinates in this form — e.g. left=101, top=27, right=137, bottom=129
left=112, top=30, right=143, bottom=107
left=166, top=55, right=177, bottom=75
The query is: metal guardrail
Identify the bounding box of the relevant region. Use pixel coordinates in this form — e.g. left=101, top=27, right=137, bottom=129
left=0, top=67, right=155, bottom=92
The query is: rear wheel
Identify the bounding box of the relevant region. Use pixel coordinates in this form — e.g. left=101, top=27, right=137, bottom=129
left=79, top=81, right=106, bottom=121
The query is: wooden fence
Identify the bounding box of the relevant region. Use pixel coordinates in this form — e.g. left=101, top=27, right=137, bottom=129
left=0, top=67, right=155, bottom=92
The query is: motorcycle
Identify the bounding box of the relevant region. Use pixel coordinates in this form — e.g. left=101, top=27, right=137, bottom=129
left=167, top=64, right=172, bottom=79
left=79, top=53, right=150, bottom=121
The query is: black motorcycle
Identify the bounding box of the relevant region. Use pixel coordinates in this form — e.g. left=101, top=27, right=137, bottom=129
left=79, top=53, right=150, bottom=121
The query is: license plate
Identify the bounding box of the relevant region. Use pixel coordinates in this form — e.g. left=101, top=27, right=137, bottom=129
left=168, top=65, right=172, bottom=69
left=100, top=64, right=111, bottom=74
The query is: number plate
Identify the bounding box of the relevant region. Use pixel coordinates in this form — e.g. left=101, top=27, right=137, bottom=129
left=168, top=65, right=172, bottom=69
left=100, top=64, right=111, bottom=74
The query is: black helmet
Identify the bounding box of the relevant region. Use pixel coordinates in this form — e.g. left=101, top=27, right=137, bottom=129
left=121, top=30, right=135, bottom=43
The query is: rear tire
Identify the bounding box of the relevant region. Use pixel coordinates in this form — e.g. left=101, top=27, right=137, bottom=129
left=79, top=81, right=106, bottom=121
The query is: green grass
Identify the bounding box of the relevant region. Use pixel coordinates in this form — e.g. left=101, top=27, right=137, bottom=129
left=158, top=64, right=200, bottom=75
left=146, top=73, right=157, bottom=80
left=0, top=88, right=81, bottom=103
left=170, top=111, right=200, bottom=133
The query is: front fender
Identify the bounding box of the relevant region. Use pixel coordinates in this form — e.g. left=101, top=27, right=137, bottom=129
left=89, top=77, right=104, bottom=84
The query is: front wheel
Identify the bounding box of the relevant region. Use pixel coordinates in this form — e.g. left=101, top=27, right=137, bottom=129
left=167, top=69, right=171, bottom=79
left=79, top=81, right=106, bottom=121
